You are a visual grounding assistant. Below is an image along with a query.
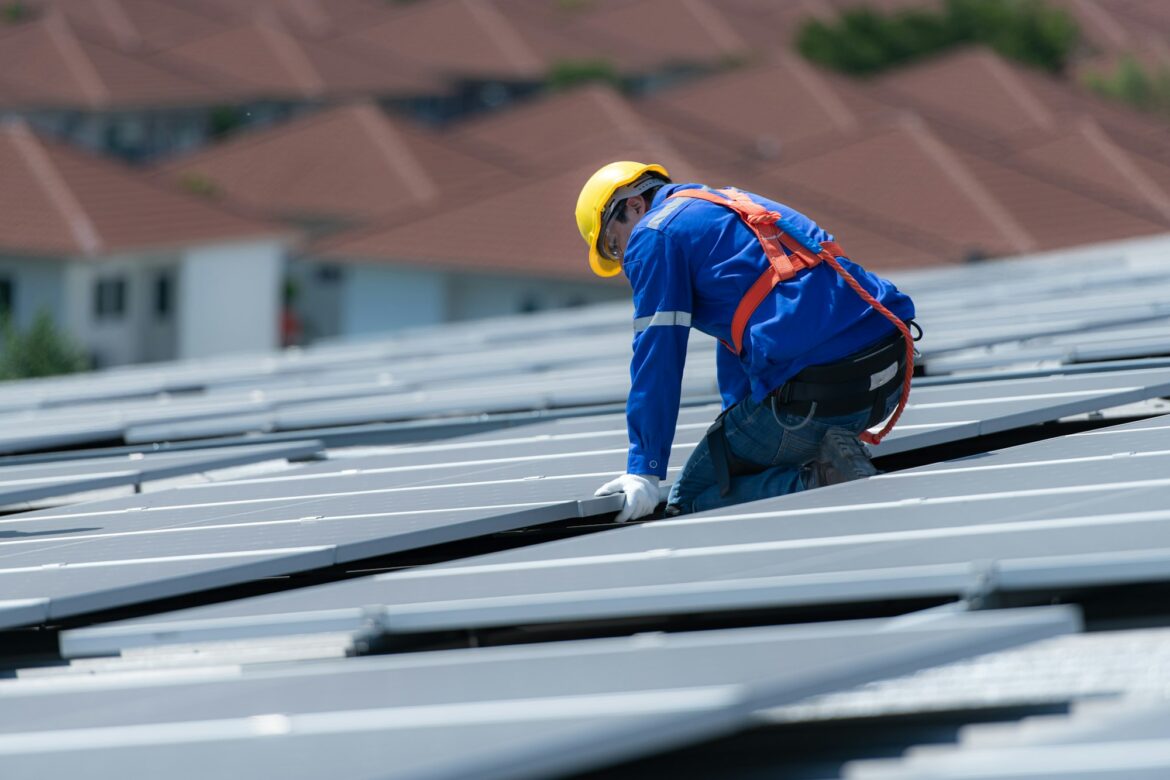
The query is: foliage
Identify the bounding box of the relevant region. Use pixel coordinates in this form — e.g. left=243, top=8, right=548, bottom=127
left=208, top=105, right=246, bottom=139
left=547, top=59, right=623, bottom=91
left=796, top=0, right=1080, bottom=76
left=1083, top=55, right=1170, bottom=119
left=177, top=171, right=219, bottom=199
left=0, top=311, right=88, bottom=381
left=0, top=1, right=32, bottom=24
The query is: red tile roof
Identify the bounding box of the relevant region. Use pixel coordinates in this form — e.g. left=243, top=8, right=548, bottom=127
left=876, top=47, right=1061, bottom=139
left=45, top=0, right=228, bottom=52
left=153, top=18, right=441, bottom=101
left=953, top=144, right=1170, bottom=251
left=861, top=47, right=1170, bottom=222
left=0, top=120, right=288, bottom=256
left=763, top=116, right=1038, bottom=258
left=761, top=113, right=1170, bottom=261
left=639, top=51, right=866, bottom=156
left=496, top=0, right=749, bottom=73
left=0, top=12, right=219, bottom=109
left=1015, top=118, right=1170, bottom=221
left=340, top=0, right=545, bottom=82
left=317, top=149, right=702, bottom=281
left=156, top=103, right=518, bottom=222
left=442, top=84, right=672, bottom=173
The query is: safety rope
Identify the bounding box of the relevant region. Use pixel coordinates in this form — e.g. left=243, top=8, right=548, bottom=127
left=812, top=251, right=914, bottom=446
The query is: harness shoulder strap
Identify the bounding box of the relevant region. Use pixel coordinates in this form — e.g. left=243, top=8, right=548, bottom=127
left=668, top=188, right=821, bottom=354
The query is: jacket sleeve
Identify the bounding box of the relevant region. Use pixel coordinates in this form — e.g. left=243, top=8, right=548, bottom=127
left=622, top=229, right=692, bottom=480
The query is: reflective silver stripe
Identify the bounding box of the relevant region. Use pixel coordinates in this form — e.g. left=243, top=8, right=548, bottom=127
left=644, top=196, right=688, bottom=229
left=868, top=360, right=899, bottom=391
left=633, top=311, right=692, bottom=333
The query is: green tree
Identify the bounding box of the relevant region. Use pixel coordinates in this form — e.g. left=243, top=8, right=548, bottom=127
left=1, top=2, right=33, bottom=24
left=547, top=59, right=623, bottom=91
left=796, top=0, right=1079, bottom=77
left=1084, top=55, right=1170, bottom=119
left=0, top=311, right=89, bottom=380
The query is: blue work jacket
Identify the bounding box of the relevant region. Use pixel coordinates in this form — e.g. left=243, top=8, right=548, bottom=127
left=622, top=183, right=916, bottom=479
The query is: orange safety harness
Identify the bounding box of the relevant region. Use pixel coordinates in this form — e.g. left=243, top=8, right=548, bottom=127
left=667, top=187, right=914, bottom=445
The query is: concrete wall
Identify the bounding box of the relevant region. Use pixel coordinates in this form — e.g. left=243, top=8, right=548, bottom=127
left=178, top=240, right=283, bottom=360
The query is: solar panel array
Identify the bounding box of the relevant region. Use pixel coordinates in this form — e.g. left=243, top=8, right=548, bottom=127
left=1, top=247, right=1170, bottom=778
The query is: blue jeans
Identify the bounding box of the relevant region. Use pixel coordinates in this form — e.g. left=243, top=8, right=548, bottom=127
left=666, top=389, right=899, bottom=515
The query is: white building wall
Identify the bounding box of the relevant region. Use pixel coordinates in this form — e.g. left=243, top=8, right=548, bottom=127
left=447, top=272, right=624, bottom=321
left=329, top=265, right=625, bottom=340
left=0, top=257, right=66, bottom=329
left=341, top=264, right=446, bottom=336
left=288, top=258, right=344, bottom=342
left=64, top=256, right=143, bottom=367
left=178, top=240, right=283, bottom=359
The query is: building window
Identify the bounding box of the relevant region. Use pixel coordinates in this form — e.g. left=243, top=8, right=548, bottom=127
left=94, top=276, right=127, bottom=320
left=315, top=265, right=341, bottom=283
left=0, top=277, right=12, bottom=318
left=154, top=273, right=173, bottom=319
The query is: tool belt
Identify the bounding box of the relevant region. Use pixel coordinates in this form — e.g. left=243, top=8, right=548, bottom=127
left=771, top=323, right=916, bottom=427
left=703, top=322, right=919, bottom=498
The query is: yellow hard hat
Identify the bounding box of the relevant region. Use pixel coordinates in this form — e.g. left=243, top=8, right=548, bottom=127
left=575, top=161, right=670, bottom=277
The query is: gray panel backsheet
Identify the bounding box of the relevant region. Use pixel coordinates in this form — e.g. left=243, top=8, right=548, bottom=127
left=0, top=608, right=1077, bottom=780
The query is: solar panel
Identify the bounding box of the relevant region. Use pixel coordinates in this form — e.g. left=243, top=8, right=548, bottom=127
left=0, top=441, right=321, bottom=507
left=845, top=700, right=1170, bottom=779
left=923, top=318, right=1170, bottom=374
left=19, top=366, right=1170, bottom=641
left=65, top=415, right=1170, bottom=655
left=0, top=607, right=1076, bottom=780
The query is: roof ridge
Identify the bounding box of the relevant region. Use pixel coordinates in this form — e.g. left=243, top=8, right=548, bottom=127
left=90, top=0, right=142, bottom=51
left=773, top=175, right=968, bottom=257
left=679, top=0, right=748, bottom=53
left=1073, top=117, right=1170, bottom=221
left=980, top=50, right=1055, bottom=130
left=155, top=102, right=384, bottom=171
left=43, top=12, right=109, bottom=107
left=6, top=122, right=102, bottom=256
left=776, top=49, right=857, bottom=133
left=1071, top=0, right=1131, bottom=49
left=284, top=0, right=332, bottom=37
left=253, top=13, right=325, bottom=95
left=898, top=113, right=1037, bottom=254
left=592, top=87, right=659, bottom=144
left=351, top=103, right=439, bottom=204
left=465, top=0, right=544, bottom=75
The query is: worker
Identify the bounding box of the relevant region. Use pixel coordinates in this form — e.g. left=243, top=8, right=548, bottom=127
left=575, top=161, right=918, bottom=522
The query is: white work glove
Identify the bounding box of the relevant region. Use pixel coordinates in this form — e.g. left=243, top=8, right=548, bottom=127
left=595, top=473, right=660, bottom=523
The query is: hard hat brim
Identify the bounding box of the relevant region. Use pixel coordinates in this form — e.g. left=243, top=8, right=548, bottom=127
left=588, top=247, right=623, bottom=278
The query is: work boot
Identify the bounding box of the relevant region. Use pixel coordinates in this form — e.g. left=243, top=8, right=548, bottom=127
left=801, top=427, right=877, bottom=489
